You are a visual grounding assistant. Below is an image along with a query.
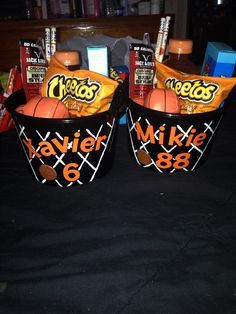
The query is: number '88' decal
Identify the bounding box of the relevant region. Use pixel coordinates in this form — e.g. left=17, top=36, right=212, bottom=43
left=156, top=152, right=191, bottom=170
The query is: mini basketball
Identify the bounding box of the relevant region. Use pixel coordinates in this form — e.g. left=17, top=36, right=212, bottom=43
left=144, top=88, right=180, bottom=114
left=15, top=95, right=70, bottom=118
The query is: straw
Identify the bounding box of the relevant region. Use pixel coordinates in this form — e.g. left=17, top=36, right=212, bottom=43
left=157, top=16, right=171, bottom=63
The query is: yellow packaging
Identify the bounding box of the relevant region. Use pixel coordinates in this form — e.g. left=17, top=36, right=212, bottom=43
left=41, top=56, right=118, bottom=117
left=156, top=61, right=236, bottom=114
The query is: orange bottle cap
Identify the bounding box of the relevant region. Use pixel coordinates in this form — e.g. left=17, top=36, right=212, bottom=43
left=54, top=50, right=80, bottom=66
left=168, top=39, right=193, bottom=54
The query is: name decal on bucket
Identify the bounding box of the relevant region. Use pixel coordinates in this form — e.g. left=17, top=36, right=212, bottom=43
left=135, top=121, right=208, bottom=170
left=21, top=130, right=108, bottom=183
left=127, top=105, right=223, bottom=173
left=15, top=117, right=115, bottom=187
left=136, top=122, right=206, bottom=147
left=22, top=132, right=107, bottom=159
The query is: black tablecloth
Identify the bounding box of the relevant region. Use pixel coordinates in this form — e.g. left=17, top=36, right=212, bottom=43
left=1, top=104, right=236, bottom=314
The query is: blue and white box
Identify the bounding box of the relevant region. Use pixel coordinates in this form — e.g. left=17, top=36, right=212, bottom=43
left=87, top=46, right=109, bottom=77
left=201, top=42, right=236, bottom=77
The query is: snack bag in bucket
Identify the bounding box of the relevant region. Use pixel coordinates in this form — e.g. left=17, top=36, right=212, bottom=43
left=155, top=61, right=236, bottom=114
left=41, top=55, right=118, bottom=117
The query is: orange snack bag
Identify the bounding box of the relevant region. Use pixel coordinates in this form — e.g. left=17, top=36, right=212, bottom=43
left=155, top=61, right=236, bottom=114
left=41, top=56, right=118, bottom=117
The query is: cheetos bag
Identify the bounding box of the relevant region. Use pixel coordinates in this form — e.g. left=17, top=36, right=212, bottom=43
left=155, top=61, right=236, bottom=114
left=41, top=56, right=118, bottom=117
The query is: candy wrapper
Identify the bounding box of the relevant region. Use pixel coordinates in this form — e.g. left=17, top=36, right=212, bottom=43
left=0, top=66, right=23, bottom=132
left=156, top=61, right=236, bottom=114
left=41, top=56, right=119, bottom=117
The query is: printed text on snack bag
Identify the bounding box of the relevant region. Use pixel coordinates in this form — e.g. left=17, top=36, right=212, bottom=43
left=47, top=75, right=101, bottom=103
left=165, top=78, right=219, bottom=103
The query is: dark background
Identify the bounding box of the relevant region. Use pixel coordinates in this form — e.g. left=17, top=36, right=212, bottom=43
left=187, top=0, right=236, bottom=64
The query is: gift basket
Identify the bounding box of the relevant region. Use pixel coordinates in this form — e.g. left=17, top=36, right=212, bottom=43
left=4, top=36, right=128, bottom=187
left=127, top=16, right=236, bottom=174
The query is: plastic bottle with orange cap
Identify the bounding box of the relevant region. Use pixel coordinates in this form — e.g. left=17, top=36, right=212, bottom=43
left=53, top=50, right=81, bottom=71
left=163, top=38, right=196, bottom=74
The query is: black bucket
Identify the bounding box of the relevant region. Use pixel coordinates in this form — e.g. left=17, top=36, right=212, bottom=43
left=5, top=86, right=127, bottom=187
left=127, top=99, right=224, bottom=173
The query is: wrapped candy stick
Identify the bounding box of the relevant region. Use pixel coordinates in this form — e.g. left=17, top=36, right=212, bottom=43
left=50, top=27, right=57, bottom=57
left=157, top=15, right=171, bottom=63
left=155, top=17, right=166, bottom=61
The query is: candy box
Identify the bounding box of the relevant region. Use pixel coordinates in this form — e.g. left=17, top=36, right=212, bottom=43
left=127, top=99, right=224, bottom=174
left=201, top=42, right=236, bottom=77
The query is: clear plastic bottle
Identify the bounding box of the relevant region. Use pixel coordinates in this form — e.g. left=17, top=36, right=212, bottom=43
left=164, top=39, right=196, bottom=74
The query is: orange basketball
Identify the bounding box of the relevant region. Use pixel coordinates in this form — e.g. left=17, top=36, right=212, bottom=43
left=16, top=95, right=70, bottom=118
left=144, top=88, right=180, bottom=114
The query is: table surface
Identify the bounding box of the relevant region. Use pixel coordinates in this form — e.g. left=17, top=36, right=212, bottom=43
left=1, top=103, right=236, bottom=314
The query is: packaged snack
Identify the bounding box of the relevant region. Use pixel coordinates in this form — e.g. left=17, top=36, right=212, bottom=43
left=129, top=43, right=155, bottom=100
left=0, top=66, right=23, bottom=132
left=41, top=56, right=118, bottom=117
left=156, top=61, right=236, bottom=114
left=19, top=39, right=47, bottom=102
